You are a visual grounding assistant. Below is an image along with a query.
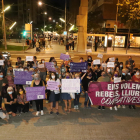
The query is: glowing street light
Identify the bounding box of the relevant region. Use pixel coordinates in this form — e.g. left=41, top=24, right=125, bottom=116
left=38, top=1, right=42, bottom=6
left=69, top=25, right=74, bottom=31
left=1, top=6, right=10, bottom=13
left=9, top=22, right=17, bottom=30
left=44, top=25, right=47, bottom=28
left=59, top=25, right=62, bottom=27
left=53, top=20, right=55, bottom=22
left=49, top=17, right=52, bottom=20
left=44, top=12, right=47, bottom=15
left=59, top=18, right=65, bottom=22
left=30, top=21, right=33, bottom=24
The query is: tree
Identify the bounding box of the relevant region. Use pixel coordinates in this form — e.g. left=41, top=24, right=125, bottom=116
left=88, top=11, right=104, bottom=33
left=118, top=0, right=140, bottom=53
left=55, top=24, right=64, bottom=35
left=69, top=26, right=78, bottom=33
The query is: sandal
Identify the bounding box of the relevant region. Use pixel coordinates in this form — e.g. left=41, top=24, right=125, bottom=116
left=64, top=108, right=67, bottom=112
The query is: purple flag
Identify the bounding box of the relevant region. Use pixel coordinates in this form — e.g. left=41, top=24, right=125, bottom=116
left=60, top=53, right=70, bottom=61
left=14, top=71, right=32, bottom=85
left=26, top=86, right=45, bottom=101
left=70, top=62, right=88, bottom=72
left=88, top=81, right=140, bottom=106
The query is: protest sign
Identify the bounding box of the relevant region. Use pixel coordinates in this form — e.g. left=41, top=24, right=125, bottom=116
left=45, top=62, right=56, bottom=72
left=13, top=68, right=24, bottom=75
left=86, top=49, right=92, bottom=53
left=109, top=57, right=115, bottom=62
left=62, top=79, right=80, bottom=93
left=88, top=81, right=140, bottom=106
left=60, top=53, right=70, bottom=61
left=14, top=71, right=32, bottom=85
left=102, top=63, right=107, bottom=68
left=70, top=62, right=88, bottom=72
left=114, top=77, right=121, bottom=83
left=47, top=81, right=59, bottom=90
left=38, top=64, right=44, bottom=68
left=97, top=54, right=103, bottom=59
left=26, top=86, right=45, bottom=101
left=93, top=59, right=100, bottom=65
left=26, top=56, right=33, bottom=61
left=0, top=60, right=4, bottom=66
left=107, top=62, right=114, bottom=67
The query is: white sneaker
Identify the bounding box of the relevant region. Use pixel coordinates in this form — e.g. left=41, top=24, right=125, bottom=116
left=41, top=110, right=44, bottom=116
left=122, top=105, right=125, bottom=109
left=114, top=106, right=117, bottom=111
left=76, top=105, right=79, bottom=110
left=110, top=107, right=112, bottom=110
left=36, top=111, right=39, bottom=116
left=74, top=106, right=76, bottom=110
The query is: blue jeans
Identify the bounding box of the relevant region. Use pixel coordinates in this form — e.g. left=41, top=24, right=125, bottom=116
left=84, top=92, right=91, bottom=107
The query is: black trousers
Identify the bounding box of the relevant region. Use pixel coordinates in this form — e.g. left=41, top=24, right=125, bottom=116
left=95, top=46, right=97, bottom=52
left=74, top=94, right=80, bottom=106
left=72, top=45, right=74, bottom=50
left=17, top=103, right=29, bottom=113
left=35, top=100, right=43, bottom=111
left=0, top=96, right=2, bottom=108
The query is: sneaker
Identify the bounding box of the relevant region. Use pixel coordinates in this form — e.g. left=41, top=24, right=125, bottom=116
left=114, top=106, right=117, bottom=111
left=132, top=106, right=136, bottom=109
left=76, top=105, right=79, bottom=110
left=74, top=106, right=76, bottom=110
left=87, top=106, right=91, bottom=109
left=50, top=111, right=53, bottom=114
left=129, top=105, right=132, bottom=109
left=41, top=110, right=44, bottom=116
left=102, top=106, right=105, bottom=110
left=36, top=111, right=39, bottom=116
left=110, top=107, right=113, bottom=110
left=122, top=105, right=125, bottom=109
left=56, top=112, right=59, bottom=115
left=98, top=106, right=101, bottom=110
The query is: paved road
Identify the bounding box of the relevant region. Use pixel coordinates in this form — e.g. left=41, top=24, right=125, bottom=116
left=0, top=96, right=140, bottom=140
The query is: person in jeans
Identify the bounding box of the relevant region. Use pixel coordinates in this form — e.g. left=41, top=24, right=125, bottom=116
left=74, top=73, right=82, bottom=110
left=30, top=73, right=45, bottom=116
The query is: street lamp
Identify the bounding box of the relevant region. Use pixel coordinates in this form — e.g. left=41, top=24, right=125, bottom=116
left=69, top=25, right=74, bottom=31
left=38, top=1, right=42, bottom=6
left=9, top=22, right=17, bottom=30
left=53, top=20, right=55, bottom=22
left=59, top=18, right=65, bottom=22
left=44, top=12, right=47, bottom=15
left=1, top=6, right=10, bottom=13
left=49, top=17, right=52, bottom=20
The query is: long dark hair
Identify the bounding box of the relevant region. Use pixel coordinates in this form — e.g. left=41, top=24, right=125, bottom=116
left=49, top=72, right=57, bottom=81
left=17, top=87, right=25, bottom=95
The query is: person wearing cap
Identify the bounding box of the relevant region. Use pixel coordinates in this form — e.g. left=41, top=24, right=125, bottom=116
left=30, top=73, right=45, bottom=116
left=4, top=86, right=17, bottom=117
left=17, top=87, right=29, bottom=113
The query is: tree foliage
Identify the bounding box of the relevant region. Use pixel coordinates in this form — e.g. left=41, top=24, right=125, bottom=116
left=118, top=0, right=140, bottom=28
left=55, top=24, right=64, bottom=35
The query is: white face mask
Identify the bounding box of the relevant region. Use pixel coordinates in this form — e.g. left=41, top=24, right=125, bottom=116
left=107, top=69, right=111, bottom=73
left=42, top=61, right=45, bottom=63
left=52, top=75, right=55, bottom=79
left=120, top=65, right=123, bottom=67
left=136, top=72, right=139, bottom=75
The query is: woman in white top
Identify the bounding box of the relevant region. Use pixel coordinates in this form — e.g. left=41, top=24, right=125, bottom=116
left=47, top=72, right=60, bottom=115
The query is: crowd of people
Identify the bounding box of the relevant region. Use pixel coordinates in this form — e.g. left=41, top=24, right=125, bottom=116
left=0, top=54, right=139, bottom=120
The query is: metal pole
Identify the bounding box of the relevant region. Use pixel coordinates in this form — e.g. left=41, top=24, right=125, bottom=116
left=64, top=0, right=67, bottom=45
left=2, top=0, right=7, bottom=50
left=44, top=20, right=45, bottom=32
left=113, top=0, right=119, bottom=51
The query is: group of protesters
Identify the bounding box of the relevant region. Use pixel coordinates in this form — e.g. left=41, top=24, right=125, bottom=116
left=0, top=53, right=139, bottom=120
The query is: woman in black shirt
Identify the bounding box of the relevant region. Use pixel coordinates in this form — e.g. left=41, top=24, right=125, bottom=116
left=4, top=86, right=17, bottom=117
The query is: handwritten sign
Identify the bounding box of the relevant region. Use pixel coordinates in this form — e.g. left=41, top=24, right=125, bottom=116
left=62, top=79, right=80, bottom=93
left=93, top=59, right=100, bottom=65
left=14, top=71, right=32, bottom=85
left=70, top=62, right=88, bottom=72
left=97, top=54, right=103, bottom=59
left=60, top=53, right=70, bottom=61
left=0, top=60, right=4, bottom=66
left=107, top=62, right=115, bottom=68
left=102, top=63, right=107, bottom=68
left=109, top=57, right=115, bottom=62
left=86, top=49, right=92, bottom=53
left=13, top=68, right=24, bottom=75
left=26, top=56, right=33, bottom=61
left=114, top=77, right=121, bottom=83
left=26, top=86, right=45, bottom=101
left=45, top=62, right=56, bottom=72
left=38, top=64, right=44, bottom=68
left=47, top=81, right=59, bottom=90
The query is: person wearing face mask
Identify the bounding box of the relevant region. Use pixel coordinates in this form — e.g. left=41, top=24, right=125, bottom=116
left=30, top=73, right=45, bottom=116
left=17, top=88, right=29, bottom=114
left=119, top=62, right=123, bottom=75
left=4, top=86, right=17, bottom=117
left=87, top=56, right=92, bottom=67
left=97, top=71, right=110, bottom=110
left=125, top=56, right=135, bottom=71
left=81, top=69, right=94, bottom=108
left=47, top=72, right=60, bottom=115
left=61, top=72, right=72, bottom=112
left=38, top=59, right=47, bottom=82
left=0, top=71, right=8, bottom=110
left=79, top=57, right=84, bottom=63
left=74, top=73, right=82, bottom=110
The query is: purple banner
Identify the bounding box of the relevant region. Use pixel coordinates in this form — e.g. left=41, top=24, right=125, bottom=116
left=60, top=53, right=70, bottom=61
left=26, top=86, right=45, bottom=101
left=70, top=62, right=88, bottom=72
left=14, top=71, right=32, bottom=85
left=88, top=81, right=140, bottom=106
left=45, top=62, right=56, bottom=72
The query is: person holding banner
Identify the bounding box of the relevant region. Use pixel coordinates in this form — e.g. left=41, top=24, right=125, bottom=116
left=30, top=74, right=45, bottom=116
left=47, top=72, right=60, bottom=115
left=4, top=86, right=17, bottom=117
left=61, top=72, right=72, bottom=112
left=17, top=87, right=29, bottom=114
